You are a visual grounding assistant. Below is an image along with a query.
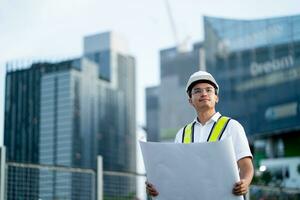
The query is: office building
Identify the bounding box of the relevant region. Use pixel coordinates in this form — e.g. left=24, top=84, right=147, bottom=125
left=204, top=15, right=300, bottom=161
left=4, top=61, right=79, bottom=199
left=145, top=86, right=159, bottom=142
left=4, top=31, right=136, bottom=199
left=146, top=43, right=205, bottom=141
left=146, top=14, right=300, bottom=163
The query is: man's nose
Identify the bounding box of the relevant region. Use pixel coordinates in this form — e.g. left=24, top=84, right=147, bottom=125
left=201, top=90, right=209, bottom=96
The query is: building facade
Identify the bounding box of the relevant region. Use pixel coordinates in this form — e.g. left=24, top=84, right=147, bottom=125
left=146, top=14, right=300, bottom=163
left=204, top=15, right=300, bottom=160
left=156, top=44, right=204, bottom=141
left=145, top=86, right=159, bottom=142
left=4, top=32, right=136, bottom=199
left=5, top=64, right=41, bottom=199
left=83, top=32, right=136, bottom=173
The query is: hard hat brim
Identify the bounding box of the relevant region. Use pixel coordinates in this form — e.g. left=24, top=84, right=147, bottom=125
left=186, top=75, right=219, bottom=94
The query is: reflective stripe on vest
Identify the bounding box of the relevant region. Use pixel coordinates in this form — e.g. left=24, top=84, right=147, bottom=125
left=207, top=116, right=231, bottom=142
left=182, top=122, right=196, bottom=143
left=182, top=116, right=230, bottom=143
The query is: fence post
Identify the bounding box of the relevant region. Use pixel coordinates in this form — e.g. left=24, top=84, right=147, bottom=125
left=245, top=190, right=250, bottom=200
left=97, top=156, right=103, bottom=200
left=0, top=147, right=6, bottom=200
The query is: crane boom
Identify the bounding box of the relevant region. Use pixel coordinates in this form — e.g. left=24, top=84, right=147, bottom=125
left=164, top=0, right=179, bottom=49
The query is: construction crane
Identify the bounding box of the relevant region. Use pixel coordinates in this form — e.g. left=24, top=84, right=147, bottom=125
left=164, top=0, right=179, bottom=49
left=164, top=0, right=190, bottom=52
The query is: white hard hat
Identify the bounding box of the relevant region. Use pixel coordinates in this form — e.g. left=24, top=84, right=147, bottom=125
left=186, top=70, right=219, bottom=94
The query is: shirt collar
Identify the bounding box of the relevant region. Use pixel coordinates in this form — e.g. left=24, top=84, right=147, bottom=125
left=194, top=112, right=221, bottom=125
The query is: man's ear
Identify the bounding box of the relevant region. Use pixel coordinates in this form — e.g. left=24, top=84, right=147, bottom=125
left=188, top=98, right=193, bottom=105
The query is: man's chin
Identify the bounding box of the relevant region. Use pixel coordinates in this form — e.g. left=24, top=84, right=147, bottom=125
left=198, top=104, right=210, bottom=109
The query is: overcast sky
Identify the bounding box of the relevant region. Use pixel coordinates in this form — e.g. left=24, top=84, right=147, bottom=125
left=1, top=0, right=300, bottom=145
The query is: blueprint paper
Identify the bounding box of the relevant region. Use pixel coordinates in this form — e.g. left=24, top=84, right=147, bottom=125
left=140, top=138, right=243, bottom=200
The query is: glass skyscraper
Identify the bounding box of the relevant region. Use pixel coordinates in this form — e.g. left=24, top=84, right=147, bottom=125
left=204, top=15, right=300, bottom=158
left=146, top=14, right=300, bottom=160
left=145, top=86, right=160, bottom=142
left=145, top=43, right=205, bottom=141
left=4, top=32, right=136, bottom=199
left=156, top=44, right=204, bottom=141
left=204, top=15, right=300, bottom=136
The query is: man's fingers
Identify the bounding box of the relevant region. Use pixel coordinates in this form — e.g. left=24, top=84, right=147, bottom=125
left=234, top=179, right=244, bottom=186
left=233, top=180, right=248, bottom=196
left=145, top=181, right=159, bottom=196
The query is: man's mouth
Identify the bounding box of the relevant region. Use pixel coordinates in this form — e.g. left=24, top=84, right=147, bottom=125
left=199, top=99, right=210, bottom=102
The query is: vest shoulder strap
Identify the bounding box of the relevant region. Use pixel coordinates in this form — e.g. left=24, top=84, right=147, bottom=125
left=207, top=116, right=231, bottom=142
left=182, top=122, right=195, bottom=144
left=182, top=116, right=231, bottom=143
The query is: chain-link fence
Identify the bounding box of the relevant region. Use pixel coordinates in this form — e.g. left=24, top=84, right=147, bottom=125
left=103, top=171, right=146, bottom=200
left=250, top=185, right=300, bottom=200
left=3, top=147, right=300, bottom=200
left=5, top=162, right=96, bottom=200
left=0, top=149, right=147, bottom=200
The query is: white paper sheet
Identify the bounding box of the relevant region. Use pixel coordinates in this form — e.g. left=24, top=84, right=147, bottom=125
left=140, top=138, right=243, bottom=200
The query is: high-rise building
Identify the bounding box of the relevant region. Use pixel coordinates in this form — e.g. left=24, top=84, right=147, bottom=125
left=146, top=43, right=204, bottom=141
left=203, top=15, right=300, bottom=162
left=83, top=32, right=137, bottom=199
left=4, top=31, right=136, bottom=199
left=146, top=14, right=300, bottom=167
left=145, top=86, right=159, bottom=142
left=83, top=32, right=136, bottom=172
left=4, top=60, right=82, bottom=199
left=38, top=59, right=100, bottom=200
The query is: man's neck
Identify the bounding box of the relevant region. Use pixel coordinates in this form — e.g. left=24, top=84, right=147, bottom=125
left=197, top=109, right=216, bottom=125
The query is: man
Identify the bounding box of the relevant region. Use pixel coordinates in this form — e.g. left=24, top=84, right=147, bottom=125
left=146, top=70, right=254, bottom=198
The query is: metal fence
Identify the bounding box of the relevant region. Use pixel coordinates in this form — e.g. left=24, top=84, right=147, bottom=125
left=0, top=148, right=147, bottom=200
left=103, top=171, right=145, bottom=200
left=250, top=185, right=300, bottom=200
left=5, top=162, right=96, bottom=200
left=2, top=148, right=300, bottom=200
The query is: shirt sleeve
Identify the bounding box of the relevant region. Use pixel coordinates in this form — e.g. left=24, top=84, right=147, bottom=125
left=228, top=119, right=253, bottom=161
left=174, top=127, right=184, bottom=143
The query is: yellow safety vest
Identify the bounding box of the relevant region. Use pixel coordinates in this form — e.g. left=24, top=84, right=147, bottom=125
left=182, top=116, right=231, bottom=143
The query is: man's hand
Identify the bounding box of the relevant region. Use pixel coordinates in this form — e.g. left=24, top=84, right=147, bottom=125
left=233, top=157, right=254, bottom=196
left=233, top=179, right=249, bottom=195
left=145, top=181, right=159, bottom=197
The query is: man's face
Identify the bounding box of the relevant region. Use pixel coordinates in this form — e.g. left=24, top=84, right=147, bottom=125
left=188, top=82, right=218, bottom=111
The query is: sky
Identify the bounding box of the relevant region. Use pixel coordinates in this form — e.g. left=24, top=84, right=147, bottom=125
left=1, top=0, right=300, bottom=145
